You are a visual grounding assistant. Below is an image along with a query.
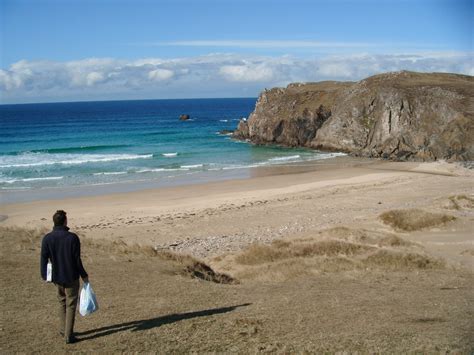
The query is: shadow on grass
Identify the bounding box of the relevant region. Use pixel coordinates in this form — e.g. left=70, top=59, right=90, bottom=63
left=76, top=303, right=251, bottom=341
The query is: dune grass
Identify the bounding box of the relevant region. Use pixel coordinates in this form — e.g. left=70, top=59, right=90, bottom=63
left=158, top=251, right=237, bottom=284
left=219, top=226, right=445, bottom=281
left=379, top=209, right=456, bottom=231
left=364, top=250, right=445, bottom=269
left=235, top=239, right=372, bottom=265
left=0, top=226, right=236, bottom=285
left=0, top=224, right=446, bottom=284
left=446, top=194, right=474, bottom=210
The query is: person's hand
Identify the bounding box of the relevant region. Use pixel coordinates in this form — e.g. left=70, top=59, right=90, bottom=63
left=82, top=276, right=89, bottom=283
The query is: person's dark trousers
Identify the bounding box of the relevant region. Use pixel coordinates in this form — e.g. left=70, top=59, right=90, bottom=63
left=56, top=279, right=80, bottom=340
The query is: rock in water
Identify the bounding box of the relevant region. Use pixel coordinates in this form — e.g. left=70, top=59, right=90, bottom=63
left=233, top=119, right=250, bottom=139
left=218, top=129, right=234, bottom=135
left=179, top=114, right=190, bottom=121
left=233, top=71, right=474, bottom=161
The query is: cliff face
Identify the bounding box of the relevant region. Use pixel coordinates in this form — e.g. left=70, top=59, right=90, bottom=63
left=234, top=71, right=474, bottom=161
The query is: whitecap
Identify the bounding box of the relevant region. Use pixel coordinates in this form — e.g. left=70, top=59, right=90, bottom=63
left=93, top=171, right=128, bottom=176
left=136, top=167, right=190, bottom=173
left=0, top=152, right=153, bottom=168
left=162, top=153, right=178, bottom=157
left=181, top=164, right=203, bottom=169
left=1, top=176, right=64, bottom=184
left=1, top=186, right=32, bottom=190
left=135, top=168, right=167, bottom=173
left=268, top=155, right=301, bottom=162
left=222, top=164, right=261, bottom=170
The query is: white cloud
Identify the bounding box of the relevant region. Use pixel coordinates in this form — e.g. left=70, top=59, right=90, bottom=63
left=148, top=68, right=174, bottom=81
left=86, top=72, right=105, bottom=86
left=220, top=63, right=275, bottom=82
left=0, top=52, right=472, bottom=103
left=317, top=62, right=354, bottom=78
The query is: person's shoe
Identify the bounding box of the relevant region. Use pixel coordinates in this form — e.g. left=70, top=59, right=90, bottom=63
left=65, top=335, right=78, bottom=344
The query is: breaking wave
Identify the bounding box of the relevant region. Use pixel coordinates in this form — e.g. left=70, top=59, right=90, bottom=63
left=0, top=152, right=153, bottom=168
left=1, top=176, right=64, bottom=184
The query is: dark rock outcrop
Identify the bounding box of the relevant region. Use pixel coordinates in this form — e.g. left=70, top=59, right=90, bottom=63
left=218, top=129, right=234, bottom=135
left=234, top=71, right=474, bottom=161
left=179, top=114, right=190, bottom=121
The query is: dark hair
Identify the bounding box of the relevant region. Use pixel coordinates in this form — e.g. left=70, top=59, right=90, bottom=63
left=53, top=210, right=67, bottom=226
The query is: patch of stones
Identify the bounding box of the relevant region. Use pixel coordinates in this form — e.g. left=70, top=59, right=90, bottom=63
left=155, top=233, right=276, bottom=259
left=153, top=219, right=310, bottom=259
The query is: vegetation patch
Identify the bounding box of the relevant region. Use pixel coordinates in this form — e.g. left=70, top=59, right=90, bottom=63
left=379, top=209, right=456, bottom=231
left=0, top=226, right=236, bottom=285
left=0, top=226, right=47, bottom=252
left=460, top=249, right=474, bottom=256
left=446, top=194, right=474, bottom=210
left=158, top=251, right=237, bottom=284
left=363, top=250, right=444, bottom=270
left=219, top=226, right=445, bottom=281
left=377, top=235, right=414, bottom=247
left=235, top=240, right=371, bottom=265
left=360, top=115, right=375, bottom=129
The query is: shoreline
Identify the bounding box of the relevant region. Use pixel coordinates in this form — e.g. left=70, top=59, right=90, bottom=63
left=0, top=156, right=401, bottom=234
left=1, top=155, right=361, bottom=205
left=1, top=156, right=412, bottom=211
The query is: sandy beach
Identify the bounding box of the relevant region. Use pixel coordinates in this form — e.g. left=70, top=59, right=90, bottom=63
left=1, top=157, right=473, bottom=352
left=2, top=157, right=473, bottom=263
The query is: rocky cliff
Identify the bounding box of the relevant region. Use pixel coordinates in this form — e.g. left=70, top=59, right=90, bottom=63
left=234, top=71, right=474, bottom=161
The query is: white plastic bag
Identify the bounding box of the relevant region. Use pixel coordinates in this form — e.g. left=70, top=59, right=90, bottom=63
left=79, top=282, right=98, bottom=316
left=46, top=262, right=52, bottom=282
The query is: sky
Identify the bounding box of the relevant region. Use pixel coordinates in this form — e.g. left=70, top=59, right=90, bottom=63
left=0, top=0, right=472, bottom=104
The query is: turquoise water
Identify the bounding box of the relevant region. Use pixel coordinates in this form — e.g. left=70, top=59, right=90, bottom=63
left=0, top=98, right=343, bottom=192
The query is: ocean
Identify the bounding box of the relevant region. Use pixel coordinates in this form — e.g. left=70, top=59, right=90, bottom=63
left=0, top=98, right=343, bottom=196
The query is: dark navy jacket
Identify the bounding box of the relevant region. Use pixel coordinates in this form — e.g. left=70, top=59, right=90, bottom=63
left=40, top=226, right=88, bottom=284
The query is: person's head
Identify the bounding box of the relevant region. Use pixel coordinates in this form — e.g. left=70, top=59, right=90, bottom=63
left=53, top=210, right=67, bottom=227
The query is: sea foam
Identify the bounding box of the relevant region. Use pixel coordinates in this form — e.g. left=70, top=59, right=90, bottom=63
left=0, top=153, right=153, bottom=168
left=181, top=164, right=203, bottom=169
left=268, top=155, right=301, bottom=162
left=93, top=171, right=128, bottom=176
left=1, top=176, right=64, bottom=184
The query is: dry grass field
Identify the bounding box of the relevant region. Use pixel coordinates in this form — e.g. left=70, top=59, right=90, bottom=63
left=1, top=221, right=473, bottom=353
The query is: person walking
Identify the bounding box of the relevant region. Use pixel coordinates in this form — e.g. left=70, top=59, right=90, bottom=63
left=40, top=210, right=89, bottom=344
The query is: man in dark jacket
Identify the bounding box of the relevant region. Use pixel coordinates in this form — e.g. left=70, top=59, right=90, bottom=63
left=40, top=210, right=88, bottom=344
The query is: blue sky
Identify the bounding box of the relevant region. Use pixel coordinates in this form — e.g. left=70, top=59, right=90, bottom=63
left=1, top=0, right=472, bottom=103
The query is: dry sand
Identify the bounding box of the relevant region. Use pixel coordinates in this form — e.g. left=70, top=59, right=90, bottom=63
left=1, top=157, right=473, bottom=352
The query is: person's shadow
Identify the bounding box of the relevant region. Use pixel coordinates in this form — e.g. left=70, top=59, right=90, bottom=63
left=76, top=303, right=251, bottom=341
